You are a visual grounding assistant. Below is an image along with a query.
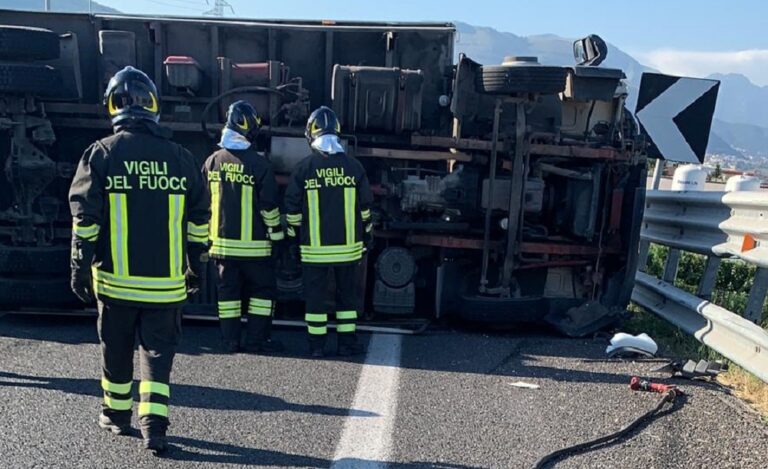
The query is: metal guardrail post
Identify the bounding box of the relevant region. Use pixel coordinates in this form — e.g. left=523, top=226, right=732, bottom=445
left=662, top=249, right=681, bottom=283
left=745, top=267, right=768, bottom=323
left=697, top=256, right=721, bottom=301
left=637, top=240, right=650, bottom=273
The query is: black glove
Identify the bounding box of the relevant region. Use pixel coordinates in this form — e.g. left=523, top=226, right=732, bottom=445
left=70, top=239, right=95, bottom=303
left=363, top=223, right=374, bottom=251
left=186, top=243, right=208, bottom=296
left=71, top=269, right=94, bottom=303
left=271, top=237, right=285, bottom=261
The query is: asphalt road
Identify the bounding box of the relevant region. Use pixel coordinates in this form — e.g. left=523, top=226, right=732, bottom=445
left=1, top=314, right=767, bottom=468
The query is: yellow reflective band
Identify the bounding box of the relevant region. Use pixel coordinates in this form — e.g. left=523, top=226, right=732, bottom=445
left=337, top=323, right=356, bottom=333
left=344, top=187, right=356, bottom=245
left=248, top=307, right=271, bottom=316
left=188, top=222, right=209, bottom=243
left=260, top=207, right=280, bottom=225
left=219, top=310, right=241, bottom=319
left=109, top=193, right=129, bottom=276
left=287, top=226, right=296, bottom=237
left=286, top=213, right=302, bottom=226
left=210, top=246, right=271, bottom=258
left=307, top=190, right=321, bottom=247
left=168, top=194, right=185, bottom=277
left=365, top=223, right=373, bottom=233
left=241, top=185, right=253, bottom=242
left=218, top=300, right=241, bottom=308
left=104, top=395, right=133, bottom=411
left=73, top=222, right=100, bottom=241
left=305, top=313, right=328, bottom=322
left=139, top=381, right=170, bottom=397
left=212, top=238, right=271, bottom=249
left=143, top=93, right=159, bottom=113
left=300, top=242, right=365, bottom=263
left=107, top=94, right=119, bottom=116
left=101, top=377, right=132, bottom=394
left=308, top=325, right=327, bottom=335
left=209, top=180, right=221, bottom=240
left=138, top=402, right=168, bottom=418
left=93, top=269, right=186, bottom=289
left=361, top=209, right=371, bottom=221
left=336, top=310, right=357, bottom=320
left=249, top=298, right=272, bottom=308
left=269, top=230, right=284, bottom=241
left=218, top=300, right=241, bottom=318
left=93, top=282, right=187, bottom=303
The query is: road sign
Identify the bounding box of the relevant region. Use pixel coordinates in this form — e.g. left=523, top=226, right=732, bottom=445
left=635, top=73, right=720, bottom=164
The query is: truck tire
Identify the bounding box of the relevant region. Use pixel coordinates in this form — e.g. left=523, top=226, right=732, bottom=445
left=477, top=65, right=568, bottom=95
left=0, top=244, right=70, bottom=275
left=0, top=63, right=61, bottom=96
left=0, top=25, right=59, bottom=61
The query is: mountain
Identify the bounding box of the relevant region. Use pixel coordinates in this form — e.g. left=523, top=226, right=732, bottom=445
left=707, top=73, right=768, bottom=128
left=0, top=0, right=119, bottom=13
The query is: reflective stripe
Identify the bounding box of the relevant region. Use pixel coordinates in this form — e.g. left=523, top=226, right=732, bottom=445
left=248, top=297, right=272, bottom=317
left=287, top=226, right=296, bottom=237
left=139, top=381, right=170, bottom=397
left=104, top=395, right=133, bottom=411
left=101, top=377, right=132, bottom=394
left=241, top=185, right=253, bottom=242
left=93, top=282, right=187, bottom=303
left=300, top=242, right=364, bottom=264
left=308, top=325, right=327, bottom=335
left=305, top=313, right=328, bottom=322
left=92, top=269, right=185, bottom=289
left=209, top=180, right=221, bottom=240
left=109, top=193, right=129, bottom=276
left=261, top=207, right=281, bottom=227
left=187, top=222, right=208, bottom=243
left=336, top=310, right=357, bottom=320
left=270, top=230, right=285, bottom=241
left=210, top=246, right=272, bottom=258
left=344, top=187, right=356, bottom=245
left=211, top=238, right=271, bottom=249
left=168, top=194, right=185, bottom=277
left=337, top=323, right=356, bottom=333
left=361, top=209, right=371, bottom=222
left=138, top=402, right=168, bottom=417
left=218, top=300, right=241, bottom=319
left=307, top=190, right=321, bottom=247
left=73, top=222, right=100, bottom=241
left=365, top=223, right=373, bottom=233
left=286, top=213, right=302, bottom=226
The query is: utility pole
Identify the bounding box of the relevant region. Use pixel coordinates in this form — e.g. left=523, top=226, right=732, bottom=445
left=204, top=0, right=235, bottom=17
left=44, top=0, right=51, bottom=11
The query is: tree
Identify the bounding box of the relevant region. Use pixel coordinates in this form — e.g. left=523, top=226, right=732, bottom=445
left=711, top=163, right=723, bottom=181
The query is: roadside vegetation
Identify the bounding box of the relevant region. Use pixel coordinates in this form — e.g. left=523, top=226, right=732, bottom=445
left=628, top=244, right=768, bottom=420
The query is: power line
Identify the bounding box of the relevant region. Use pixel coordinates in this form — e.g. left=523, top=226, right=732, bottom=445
left=204, top=0, right=235, bottom=17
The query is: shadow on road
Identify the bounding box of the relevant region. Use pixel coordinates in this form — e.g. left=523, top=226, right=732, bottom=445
left=0, top=371, right=376, bottom=417
left=165, top=436, right=484, bottom=468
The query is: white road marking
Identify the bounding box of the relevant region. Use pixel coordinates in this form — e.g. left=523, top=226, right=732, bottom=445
left=331, top=333, right=403, bottom=469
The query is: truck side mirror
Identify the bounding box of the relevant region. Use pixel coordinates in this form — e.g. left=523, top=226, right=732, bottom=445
left=573, top=34, right=608, bottom=66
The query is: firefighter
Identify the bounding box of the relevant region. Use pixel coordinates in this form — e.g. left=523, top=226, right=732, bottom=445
left=202, top=100, right=284, bottom=354
left=69, top=66, right=209, bottom=455
left=284, top=106, right=373, bottom=358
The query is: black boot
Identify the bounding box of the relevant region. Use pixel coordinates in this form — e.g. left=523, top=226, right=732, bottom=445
left=220, top=317, right=242, bottom=354
left=244, top=315, right=284, bottom=354
left=337, top=334, right=366, bottom=357
left=309, top=335, right=326, bottom=358
left=98, top=412, right=132, bottom=436
left=141, top=435, right=168, bottom=456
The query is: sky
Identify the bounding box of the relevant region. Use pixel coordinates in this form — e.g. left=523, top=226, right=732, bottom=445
left=73, top=0, right=768, bottom=85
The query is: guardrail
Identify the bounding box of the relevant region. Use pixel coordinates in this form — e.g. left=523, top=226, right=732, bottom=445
left=632, top=190, right=768, bottom=382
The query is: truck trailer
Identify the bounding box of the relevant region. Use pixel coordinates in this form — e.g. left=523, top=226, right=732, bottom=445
left=0, top=10, right=657, bottom=335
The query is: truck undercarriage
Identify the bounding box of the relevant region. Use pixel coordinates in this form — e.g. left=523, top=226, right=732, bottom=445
left=0, top=11, right=646, bottom=335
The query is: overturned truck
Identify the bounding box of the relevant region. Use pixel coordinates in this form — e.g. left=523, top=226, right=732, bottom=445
left=0, top=11, right=652, bottom=334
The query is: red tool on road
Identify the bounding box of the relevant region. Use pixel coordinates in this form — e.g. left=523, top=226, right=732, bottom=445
left=629, top=376, right=680, bottom=395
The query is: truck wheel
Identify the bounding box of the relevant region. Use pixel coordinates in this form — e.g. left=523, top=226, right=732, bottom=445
left=0, top=63, right=61, bottom=96
left=0, top=245, right=70, bottom=275
left=0, top=25, right=60, bottom=61
left=477, top=65, right=568, bottom=95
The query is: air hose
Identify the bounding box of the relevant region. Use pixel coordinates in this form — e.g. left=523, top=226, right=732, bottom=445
left=532, top=384, right=680, bottom=469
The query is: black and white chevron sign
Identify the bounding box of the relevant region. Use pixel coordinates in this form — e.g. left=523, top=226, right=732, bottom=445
left=635, top=73, right=720, bottom=164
